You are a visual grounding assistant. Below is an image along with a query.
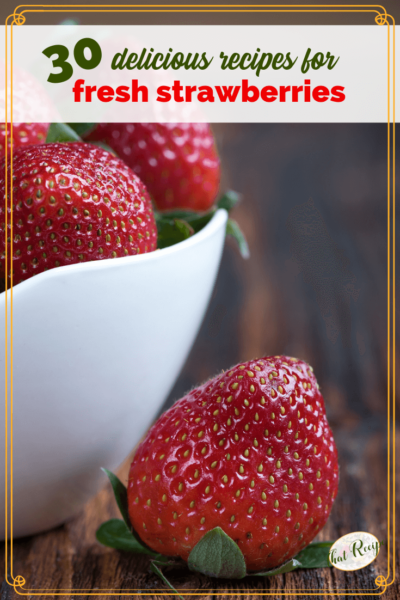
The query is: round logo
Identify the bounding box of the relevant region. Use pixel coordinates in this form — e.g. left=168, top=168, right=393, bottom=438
left=329, top=532, right=383, bottom=571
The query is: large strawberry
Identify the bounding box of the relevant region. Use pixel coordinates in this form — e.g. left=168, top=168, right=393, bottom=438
left=84, top=123, right=220, bottom=212
left=0, top=123, right=49, bottom=158
left=0, top=142, right=157, bottom=284
left=123, top=355, right=338, bottom=574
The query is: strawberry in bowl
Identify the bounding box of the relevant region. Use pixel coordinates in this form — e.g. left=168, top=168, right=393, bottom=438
left=98, top=355, right=339, bottom=588
left=0, top=142, right=157, bottom=284
left=85, top=122, right=220, bottom=212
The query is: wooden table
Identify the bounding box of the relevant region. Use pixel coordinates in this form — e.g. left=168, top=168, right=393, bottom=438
left=1, top=123, right=398, bottom=598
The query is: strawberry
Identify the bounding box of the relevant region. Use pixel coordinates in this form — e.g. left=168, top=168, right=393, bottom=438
left=0, top=142, right=157, bottom=284
left=84, top=123, right=220, bottom=212
left=127, top=355, right=339, bottom=572
left=0, top=123, right=49, bottom=158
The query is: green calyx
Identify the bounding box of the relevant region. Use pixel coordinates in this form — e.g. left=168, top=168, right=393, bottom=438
left=67, top=123, right=96, bottom=137
left=46, top=123, right=82, bottom=143
left=187, top=530, right=333, bottom=578
left=46, top=124, right=114, bottom=154
left=96, top=468, right=334, bottom=597
left=188, top=527, right=246, bottom=579
left=155, top=189, right=250, bottom=259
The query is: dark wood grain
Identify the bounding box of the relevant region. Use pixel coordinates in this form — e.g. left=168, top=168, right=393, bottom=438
left=1, top=123, right=398, bottom=598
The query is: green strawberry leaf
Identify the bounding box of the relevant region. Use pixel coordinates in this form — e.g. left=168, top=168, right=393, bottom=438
left=226, top=218, right=250, bottom=259
left=96, top=518, right=159, bottom=555
left=156, top=209, right=215, bottom=234
left=156, top=209, right=199, bottom=221
left=188, top=527, right=247, bottom=579
left=156, top=217, right=194, bottom=249
left=101, top=468, right=131, bottom=530
left=251, top=558, right=302, bottom=576
left=184, top=211, right=216, bottom=233
left=67, top=123, right=96, bottom=137
left=156, top=210, right=249, bottom=258
left=250, top=541, right=334, bottom=576
left=174, top=219, right=195, bottom=238
left=294, top=541, right=334, bottom=569
left=154, top=189, right=248, bottom=256
left=101, top=468, right=165, bottom=556
left=217, top=190, right=242, bottom=212
left=46, top=123, right=82, bottom=144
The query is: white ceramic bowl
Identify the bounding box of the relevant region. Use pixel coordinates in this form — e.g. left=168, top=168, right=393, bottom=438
left=0, top=209, right=228, bottom=539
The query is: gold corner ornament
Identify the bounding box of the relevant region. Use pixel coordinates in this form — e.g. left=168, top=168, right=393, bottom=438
left=12, top=9, right=26, bottom=26
left=375, top=574, right=389, bottom=594
left=375, top=10, right=389, bottom=25
left=12, top=574, right=26, bottom=590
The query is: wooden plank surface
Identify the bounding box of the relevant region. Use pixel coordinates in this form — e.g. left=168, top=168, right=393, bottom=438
left=1, top=123, right=398, bottom=598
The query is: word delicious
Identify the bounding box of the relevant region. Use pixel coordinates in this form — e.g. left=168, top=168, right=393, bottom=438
left=72, top=78, right=345, bottom=103
left=112, top=48, right=338, bottom=77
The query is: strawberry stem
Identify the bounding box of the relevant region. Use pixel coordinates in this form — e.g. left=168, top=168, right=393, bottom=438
left=150, top=561, right=184, bottom=600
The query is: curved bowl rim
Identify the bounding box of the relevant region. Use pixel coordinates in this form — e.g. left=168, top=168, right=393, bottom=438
left=0, top=208, right=228, bottom=297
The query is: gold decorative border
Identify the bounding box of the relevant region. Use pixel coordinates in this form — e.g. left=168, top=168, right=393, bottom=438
left=3, top=3, right=396, bottom=596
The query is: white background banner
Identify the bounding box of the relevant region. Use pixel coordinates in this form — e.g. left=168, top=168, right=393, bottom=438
left=0, top=25, right=397, bottom=123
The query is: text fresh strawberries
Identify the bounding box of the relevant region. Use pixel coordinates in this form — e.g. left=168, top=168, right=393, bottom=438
left=0, top=142, right=157, bottom=283
left=127, top=356, right=339, bottom=572
left=0, top=123, right=49, bottom=158
left=85, top=123, right=220, bottom=212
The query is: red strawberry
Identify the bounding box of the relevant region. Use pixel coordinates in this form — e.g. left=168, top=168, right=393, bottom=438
left=127, top=356, right=339, bottom=572
left=0, top=123, right=49, bottom=158
left=85, top=123, right=220, bottom=212
left=0, top=142, right=157, bottom=284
